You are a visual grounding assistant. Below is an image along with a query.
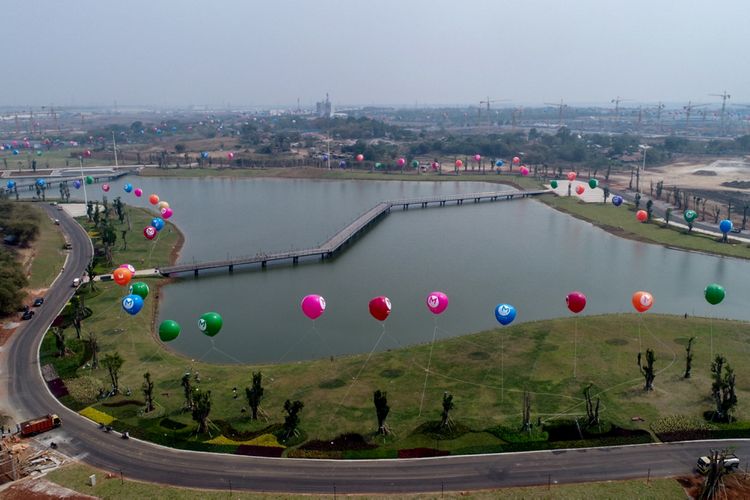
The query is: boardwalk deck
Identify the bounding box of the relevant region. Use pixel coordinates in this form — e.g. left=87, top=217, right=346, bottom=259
left=159, top=188, right=549, bottom=276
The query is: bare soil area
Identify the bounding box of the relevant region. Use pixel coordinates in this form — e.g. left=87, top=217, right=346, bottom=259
left=0, top=478, right=96, bottom=499
left=677, top=473, right=750, bottom=499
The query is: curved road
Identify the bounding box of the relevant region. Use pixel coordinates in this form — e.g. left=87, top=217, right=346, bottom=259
left=7, top=205, right=750, bottom=494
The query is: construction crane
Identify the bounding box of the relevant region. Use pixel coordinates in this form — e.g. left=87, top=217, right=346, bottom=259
left=478, top=97, right=508, bottom=126
left=655, top=102, right=666, bottom=132
left=511, top=106, right=523, bottom=129
left=543, top=99, right=568, bottom=127
left=611, top=96, right=632, bottom=124
left=709, top=91, right=731, bottom=133
left=683, top=101, right=709, bottom=126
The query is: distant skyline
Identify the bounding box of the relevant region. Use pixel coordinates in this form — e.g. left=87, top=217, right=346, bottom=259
left=6, top=0, right=749, bottom=108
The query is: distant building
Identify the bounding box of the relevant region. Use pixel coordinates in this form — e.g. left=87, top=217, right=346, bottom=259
left=316, top=93, right=333, bottom=118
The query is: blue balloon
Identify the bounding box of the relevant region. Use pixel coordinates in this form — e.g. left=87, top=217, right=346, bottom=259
left=494, top=304, right=517, bottom=326
left=612, top=195, right=623, bottom=207
left=201, top=151, right=209, bottom=159
left=339, top=160, right=346, bottom=168
left=719, top=219, right=733, bottom=234
left=36, top=178, right=46, bottom=187
left=121, top=294, right=144, bottom=316
left=12, top=149, right=19, bottom=155
left=495, top=160, right=504, bottom=167
left=6, top=180, right=15, bottom=189
left=123, top=183, right=133, bottom=193
left=322, top=154, right=329, bottom=161
left=151, top=217, right=165, bottom=231
left=73, top=180, right=82, bottom=189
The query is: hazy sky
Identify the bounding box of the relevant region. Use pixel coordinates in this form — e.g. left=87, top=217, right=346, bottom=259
left=7, top=0, right=749, bottom=108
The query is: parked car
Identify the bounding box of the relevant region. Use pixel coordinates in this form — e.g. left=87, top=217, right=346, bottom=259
left=53, top=219, right=60, bottom=225
left=21, top=310, right=35, bottom=320
left=33, top=297, right=44, bottom=307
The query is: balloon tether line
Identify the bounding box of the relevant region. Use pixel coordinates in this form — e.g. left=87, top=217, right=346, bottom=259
left=418, top=317, right=439, bottom=416
left=573, top=317, right=578, bottom=379
left=333, top=323, right=387, bottom=418
left=501, top=329, right=505, bottom=403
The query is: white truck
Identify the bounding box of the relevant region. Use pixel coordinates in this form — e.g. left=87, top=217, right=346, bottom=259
left=697, top=454, right=740, bottom=474
left=72, top=278, right=81, bottom=287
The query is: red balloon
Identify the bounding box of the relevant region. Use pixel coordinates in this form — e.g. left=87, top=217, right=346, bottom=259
left=567, top=171, right=577, bottom=181
left=144, top=226, right=157, bottom=240
left=455, top=159, right=463, bottom=168
left=149, top=194, right=160, bottom=205
left=576, top=185, right=585, bottom=195
left=632, top=291, right=654, bottom=313
left=566, top=291, right=587, bottom=314
left=512, top=156, right=520, bottom=164
left=368, top=296, right=392, bottom=322
left=356, top=154, right=364, bottom=162
left=636, top=210, right=648, bottom=222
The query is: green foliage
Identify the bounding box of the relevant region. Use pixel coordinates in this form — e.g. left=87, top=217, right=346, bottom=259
left=245, top=371, right=264, bottom=420
left=191, top=389, right=212, bottom=434
left=280, top=399, right=304, bottom=440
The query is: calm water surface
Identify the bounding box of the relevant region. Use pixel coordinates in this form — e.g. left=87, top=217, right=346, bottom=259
left=73, top=176, right=750, bottom=363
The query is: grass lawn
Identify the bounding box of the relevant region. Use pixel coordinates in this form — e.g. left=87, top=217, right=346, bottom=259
left=543, top=195, right=750, bottom=260
left=26, top=203, right=67, bottom=289
left=45, top=462, right=686, bottom=499
left=40, top=177, right=750, bottom=457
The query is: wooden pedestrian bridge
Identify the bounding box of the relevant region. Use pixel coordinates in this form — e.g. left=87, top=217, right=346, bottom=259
left=158, top=188, right=550, bottom=277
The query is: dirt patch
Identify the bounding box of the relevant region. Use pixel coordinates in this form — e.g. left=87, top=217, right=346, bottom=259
left=0, top=477, right=96, bottom=499
left=677, top=473, right=750, bottom=499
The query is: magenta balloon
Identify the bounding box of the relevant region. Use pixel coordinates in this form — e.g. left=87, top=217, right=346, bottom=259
left=134, top=188, right=143, bottom=197
left=426, top=291, right=449, bottom=315
left=300, top=294, right=326, bottom=320
left=161, top=207, right=174, bottom=219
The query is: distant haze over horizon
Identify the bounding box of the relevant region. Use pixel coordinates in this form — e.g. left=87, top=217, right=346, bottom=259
left=6, top=0, right=749, bottom=108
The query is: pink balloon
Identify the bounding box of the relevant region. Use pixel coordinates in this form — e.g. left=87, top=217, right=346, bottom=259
left=102, top=183, right=110, bottom=192
left=426, top=291, right=449, bottom=315
left=160, top=207, right=174, bottom=219
left=227, top=152, right=235, bottom=160
left=397, top=158, right=406, bottom=167
left=520, top=166, right=530, bottom=176
left=474, top=154, right=481, bottom=161
left=134, top=188, right=143, bottom=197
left=119, top=263, right=136, bottom=274
left=301, top=294, right=326, bottom=320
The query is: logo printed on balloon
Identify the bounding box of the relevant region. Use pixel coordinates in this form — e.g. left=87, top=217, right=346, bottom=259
left=199, top=319, right=207, bottom=332
left=428, top=296, right=439, bottom=308
left=426, top=291, right=448, bottom=315
left=494, top=304, right=517, bottom=325
left=123, top=297, right=134, bottom=310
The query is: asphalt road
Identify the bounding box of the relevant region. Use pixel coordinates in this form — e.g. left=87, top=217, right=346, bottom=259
left=7, top=205, right=750, bottom=494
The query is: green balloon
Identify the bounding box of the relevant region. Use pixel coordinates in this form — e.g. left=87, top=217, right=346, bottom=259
left=684, top=210, right=697, bottom=223
left=129, top=282, right=149, bottom=299
left=550, top=180, right=558, bottom=189
left=411, top=160, right=419, bottom=168
left=588, top=179, right=598, bottom=189
left=199, top=312, right=223, bottom=337
left=85, top=176, right=94, bottom=185
left=375, top=162, right=382, bottom=169
left=158, top=320, right=181, bottom=342
left=35, top=150, right=43, bottom=156
left=704, top=283, right=725, bottom=305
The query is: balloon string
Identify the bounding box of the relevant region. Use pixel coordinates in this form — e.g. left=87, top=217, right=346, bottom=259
left=145, top=229, right=161, bottom=268
left=418, top=320, right=439, bottom=416
left=210, top=344, right=245, bottom=365
left=333, top=324, right=387, bottom=418
left=638, top=319, right=642, bottom=354
left=501, top=329, right=505, bottom=403
left=710, top=315, right=713, bottom=361
left=573, top=317, right=578, bottom=379
left=276, top=324, right=319, bottom=364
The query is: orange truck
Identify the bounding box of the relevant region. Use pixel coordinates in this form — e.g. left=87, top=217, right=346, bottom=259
left=20, top=414, right=61, bottom=437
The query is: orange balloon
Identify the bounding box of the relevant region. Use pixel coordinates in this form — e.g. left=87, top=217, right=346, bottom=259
left=636, top=210, right=648, bottom=222
left=113, top=267, right=133, bottom=286
left=149, top=194, right=159, bottom=205
left=567, top=171, right=577, bottom=181
left=632, top=291, right=654, bottom=313
left=575, top=185, right=585, bottom=195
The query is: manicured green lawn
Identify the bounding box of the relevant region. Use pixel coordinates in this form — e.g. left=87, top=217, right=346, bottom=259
left=46, top=462, right=686, bottom=499
left=27, top=203, right=67, bottom=289
left=544, top=195, right=750, bottom=260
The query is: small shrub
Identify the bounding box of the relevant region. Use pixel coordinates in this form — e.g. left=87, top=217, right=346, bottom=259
left=318, top=378, right=346, bottom=389
left=65, top=376, right=104, bottom=404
